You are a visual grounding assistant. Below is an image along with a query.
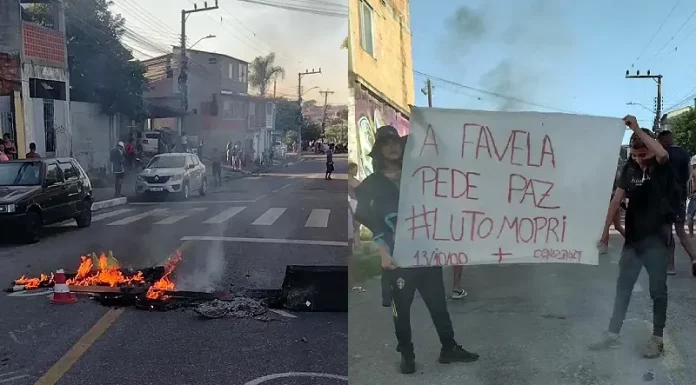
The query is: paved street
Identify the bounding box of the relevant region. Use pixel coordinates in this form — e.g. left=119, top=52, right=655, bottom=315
left=0, top=154, right=348, bottom=385
left=349, top=235, right=696, bottom=385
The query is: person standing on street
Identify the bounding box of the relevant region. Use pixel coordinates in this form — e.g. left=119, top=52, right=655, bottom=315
left=592, top=116, right=677, bottom=358
left=211, top=148, right=222, bottom=186
left=180, top=132, right=188, bottom=153
left=657, top=130, right=696, bottom=275
left=3, top=134, right=16, bottom=160
left=25, top=142, right=40, bottom=158
left=110, top=142, right=126, bottom=198
left=687, top=159, right=696, bottom=236
left=354, top=125, right=479, bottom=374
left=325, top=144, right=334, bottom=180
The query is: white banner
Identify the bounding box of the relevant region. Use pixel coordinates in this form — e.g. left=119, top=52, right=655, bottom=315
left=393, top=107, right=625, bottom=267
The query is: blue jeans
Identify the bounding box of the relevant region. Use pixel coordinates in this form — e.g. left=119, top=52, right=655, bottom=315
left=608, top=235, right=669, bottom=337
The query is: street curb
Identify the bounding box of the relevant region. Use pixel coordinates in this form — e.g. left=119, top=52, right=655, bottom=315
left=91, top=197, right=127, bottom=212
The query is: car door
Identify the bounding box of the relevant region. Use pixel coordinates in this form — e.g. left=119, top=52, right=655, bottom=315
left=187, top=155, right=200, bottom=190
left=42, top=162, right=69, bottom=223
left=58, top=161, right=81, bottom=216
left=192, top=155, right=204, bottom=186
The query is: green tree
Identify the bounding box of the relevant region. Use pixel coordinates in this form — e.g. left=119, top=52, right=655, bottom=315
left=46, top=0, right=148, bottom=118
left=275, top=100, right=301, bottom=132
left=325, top=124, right=348, bottom=144
left=303, top=121, right=322, bottom=142
left=671, top=108, right=696, bottom=155
left=249, top=53, right=285, bottom=96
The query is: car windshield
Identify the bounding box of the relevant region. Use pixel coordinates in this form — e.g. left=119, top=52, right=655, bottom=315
left=146, top=156, right=186, bottom=169
left=0, top=162, right=42, bottom=186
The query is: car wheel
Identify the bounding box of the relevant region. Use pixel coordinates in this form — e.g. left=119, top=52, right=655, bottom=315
left=75, top=201, right=92, bottom=228
left=180, top=182, right=190, bottom=201
left=24, top=211, right=42, bottom=244
left=199, top=178, right=207, bottom=196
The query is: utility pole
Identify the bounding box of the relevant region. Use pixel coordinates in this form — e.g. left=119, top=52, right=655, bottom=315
left=421, top=79, right=433, bottom=107
left=625, top=70, right=663, bottom=132
left=297, top=68, right=322, bottom=151
left=180, top=1, right=218, bottom=132
left=319, top=90, right=334, bottom=137
left=273, top=80, right=277, bottom=99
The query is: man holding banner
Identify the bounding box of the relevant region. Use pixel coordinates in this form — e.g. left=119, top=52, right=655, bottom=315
left=354, top=125, right=480, bottom=375
left=592, top=116, right=676, bottom=358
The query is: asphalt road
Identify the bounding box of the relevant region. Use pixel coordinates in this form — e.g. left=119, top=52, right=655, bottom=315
left=349, top=235, right=696, bottom=385
left=0, top=154, right=348, bottom=385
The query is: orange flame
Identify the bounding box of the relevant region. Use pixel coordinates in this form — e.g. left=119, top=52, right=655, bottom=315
left=14, top=273, right=54, bottom=289
left=146, top=250, right=182, bottom=300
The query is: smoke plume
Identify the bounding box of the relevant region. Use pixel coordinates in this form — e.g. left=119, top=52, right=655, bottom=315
left=442, top=0, right=572, bottom=111
left=176, top=241, right=226, bottom=293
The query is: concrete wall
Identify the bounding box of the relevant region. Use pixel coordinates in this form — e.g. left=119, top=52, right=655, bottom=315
left=0, top=0, right=21, bottom=55
left=348, top=0, right=414, bottom=115
left=70, top=101, right=118, bottom=174
left=29, top=97, right=69, bottom=157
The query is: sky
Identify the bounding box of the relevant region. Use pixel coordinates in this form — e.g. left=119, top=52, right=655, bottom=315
left=108, top=0, right=347, bottom=105
left=409, top=0, right=696, bottom=142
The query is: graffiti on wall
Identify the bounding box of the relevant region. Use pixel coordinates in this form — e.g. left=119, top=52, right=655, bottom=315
left=352, top=86, right=409, bottom=181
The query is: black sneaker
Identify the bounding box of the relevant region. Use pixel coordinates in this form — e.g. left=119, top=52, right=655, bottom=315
left=400, top=354, right=416, bottom=374
left=438, top=345, right=479, bottom=363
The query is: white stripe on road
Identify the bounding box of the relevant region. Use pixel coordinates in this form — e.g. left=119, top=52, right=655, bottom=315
left=180, top=235, right=348, bottom=247
left=268, top=309, right=297, bottom=318
left=129, top=200, right=257, bottom=205
left=154, top=207, right=206, bottom=225
left=305, top=209, right=330, bottom=228
left=0, top=375, right=30, bottom=383
left=203, top=206, right=246, bottom=224
left=107, top=208, right=167, bottom=226
left=270, top=184, right=292, bottom=194
left=252, top=208, right=286, bottom=226
left=92, top=208, right=136, bottom=222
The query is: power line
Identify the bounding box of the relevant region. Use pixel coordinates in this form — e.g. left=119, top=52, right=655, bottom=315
left=414, top=71, right=582, bottom=114
left=632, top=0, right=682, bottom=67
left=232, top=0, right=347, bottom=17
left=644, top=5, right=696, bottom=68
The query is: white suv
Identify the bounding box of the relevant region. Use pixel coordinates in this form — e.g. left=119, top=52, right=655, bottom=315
left=135, top=153, right=207, bottom=200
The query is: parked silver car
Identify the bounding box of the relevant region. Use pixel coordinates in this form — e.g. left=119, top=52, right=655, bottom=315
left=135, top=153, right=207, bottom=200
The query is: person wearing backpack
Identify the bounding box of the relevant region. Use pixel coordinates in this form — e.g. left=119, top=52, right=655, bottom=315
left=592, top=116, right=674, bottom=358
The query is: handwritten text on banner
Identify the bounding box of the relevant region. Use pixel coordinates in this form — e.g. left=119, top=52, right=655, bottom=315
left=393, top=108, right=625, bottom=267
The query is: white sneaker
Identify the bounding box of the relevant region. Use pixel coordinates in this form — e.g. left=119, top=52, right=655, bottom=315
left=451, top=289, right=468, bottom=299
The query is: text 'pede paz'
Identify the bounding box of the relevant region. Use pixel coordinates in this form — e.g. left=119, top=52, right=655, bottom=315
left=392, top=107, right=625, bottom=267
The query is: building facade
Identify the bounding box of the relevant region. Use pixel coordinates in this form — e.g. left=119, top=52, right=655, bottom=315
left=143, top=48, right=275, bottom=160
left=347, top=0, right=413, bottom=180
left=0, top=0, right=72, bottom=158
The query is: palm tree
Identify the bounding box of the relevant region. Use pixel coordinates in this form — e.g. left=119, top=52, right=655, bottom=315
left=249, top=53, right=285, bottom=97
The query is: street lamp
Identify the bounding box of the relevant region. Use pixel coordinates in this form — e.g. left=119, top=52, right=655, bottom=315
left=302, top=86, right=319, bottom=96
left=188, top=34, right=216, bottom=49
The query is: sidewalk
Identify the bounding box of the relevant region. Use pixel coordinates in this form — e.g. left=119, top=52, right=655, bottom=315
left=348, top=246, right=678, bottom=385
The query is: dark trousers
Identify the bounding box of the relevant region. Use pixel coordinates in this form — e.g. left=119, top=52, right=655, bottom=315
left=608, top=235, right=669, bottom=337
left=387, top=267, right=456, bottom=355
left=212, top=165, right=222, bottom=185
left=114, top=172, right=124, bottom=196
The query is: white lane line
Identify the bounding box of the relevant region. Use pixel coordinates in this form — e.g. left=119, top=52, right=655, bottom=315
left=305, top=209, right=330, bottom=228
left=107, top=208, right=167, bottom=226
left=154, top=207, right=206, bottom=225
left=129, top=200, right=256, bottom=205
left=270, top=184, right=292, bottom=194
left=180, top=236, right=348, bottom=247
left=203, top=206, right=246, bottom=224
left=252, top=208, right=286, bottom=226
left=92, top=208, right=135, bottom=222
left=0, top=375, right=30, bottom=383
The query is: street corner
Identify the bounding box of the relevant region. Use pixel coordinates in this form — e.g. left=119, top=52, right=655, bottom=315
left=91, top=197, right=128, bottom=212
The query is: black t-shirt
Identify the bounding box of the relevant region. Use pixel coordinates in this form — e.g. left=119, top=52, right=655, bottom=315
left=618, top=159, right=673, bottom=243
left=667, top=146, right=691, bottom=191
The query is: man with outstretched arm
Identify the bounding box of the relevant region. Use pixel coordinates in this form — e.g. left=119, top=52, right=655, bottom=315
left=591, top=115, right=676, bottom=358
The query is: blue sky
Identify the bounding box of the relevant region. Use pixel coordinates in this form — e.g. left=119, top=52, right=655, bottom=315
left=409, top=0, right=696, bottom=140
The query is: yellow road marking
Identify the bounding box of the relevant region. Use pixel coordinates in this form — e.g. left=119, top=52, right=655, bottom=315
left=33, top=308, right=124, bottom=385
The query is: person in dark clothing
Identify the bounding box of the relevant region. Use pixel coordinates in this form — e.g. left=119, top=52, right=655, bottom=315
left=657, top=130, right=696, bottom=276
left=592, top=116, right=675, bottom=358
left=211, top=148, right=222, bottom=186
left=325, top=144, right=334, bottom=180
left=354, top=125, right=479, bottom=374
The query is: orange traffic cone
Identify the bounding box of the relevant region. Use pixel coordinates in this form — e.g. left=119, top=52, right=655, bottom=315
left=50, top=269, right=77, bottom=304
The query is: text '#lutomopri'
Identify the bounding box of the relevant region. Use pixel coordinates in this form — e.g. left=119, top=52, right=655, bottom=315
left=404, top=206, right=568, bottom=244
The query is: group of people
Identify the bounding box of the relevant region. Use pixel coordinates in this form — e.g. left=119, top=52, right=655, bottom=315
left=0, top=133, right=40, bottom=161
left=351, top=115, right=693, bottom=374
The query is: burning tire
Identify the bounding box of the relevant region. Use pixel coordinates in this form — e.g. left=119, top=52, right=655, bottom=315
left=75, top=201, right=92, bottom=228
left=24, top=211, right=42, bottom=244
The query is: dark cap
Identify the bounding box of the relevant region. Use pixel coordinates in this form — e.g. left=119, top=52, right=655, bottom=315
left=368, top=125, right=404, bottom=157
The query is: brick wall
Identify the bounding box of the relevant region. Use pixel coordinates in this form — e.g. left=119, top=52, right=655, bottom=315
left=22, top=23, right=65, bottom=65
left=0, top=53, right=19, bottom=94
